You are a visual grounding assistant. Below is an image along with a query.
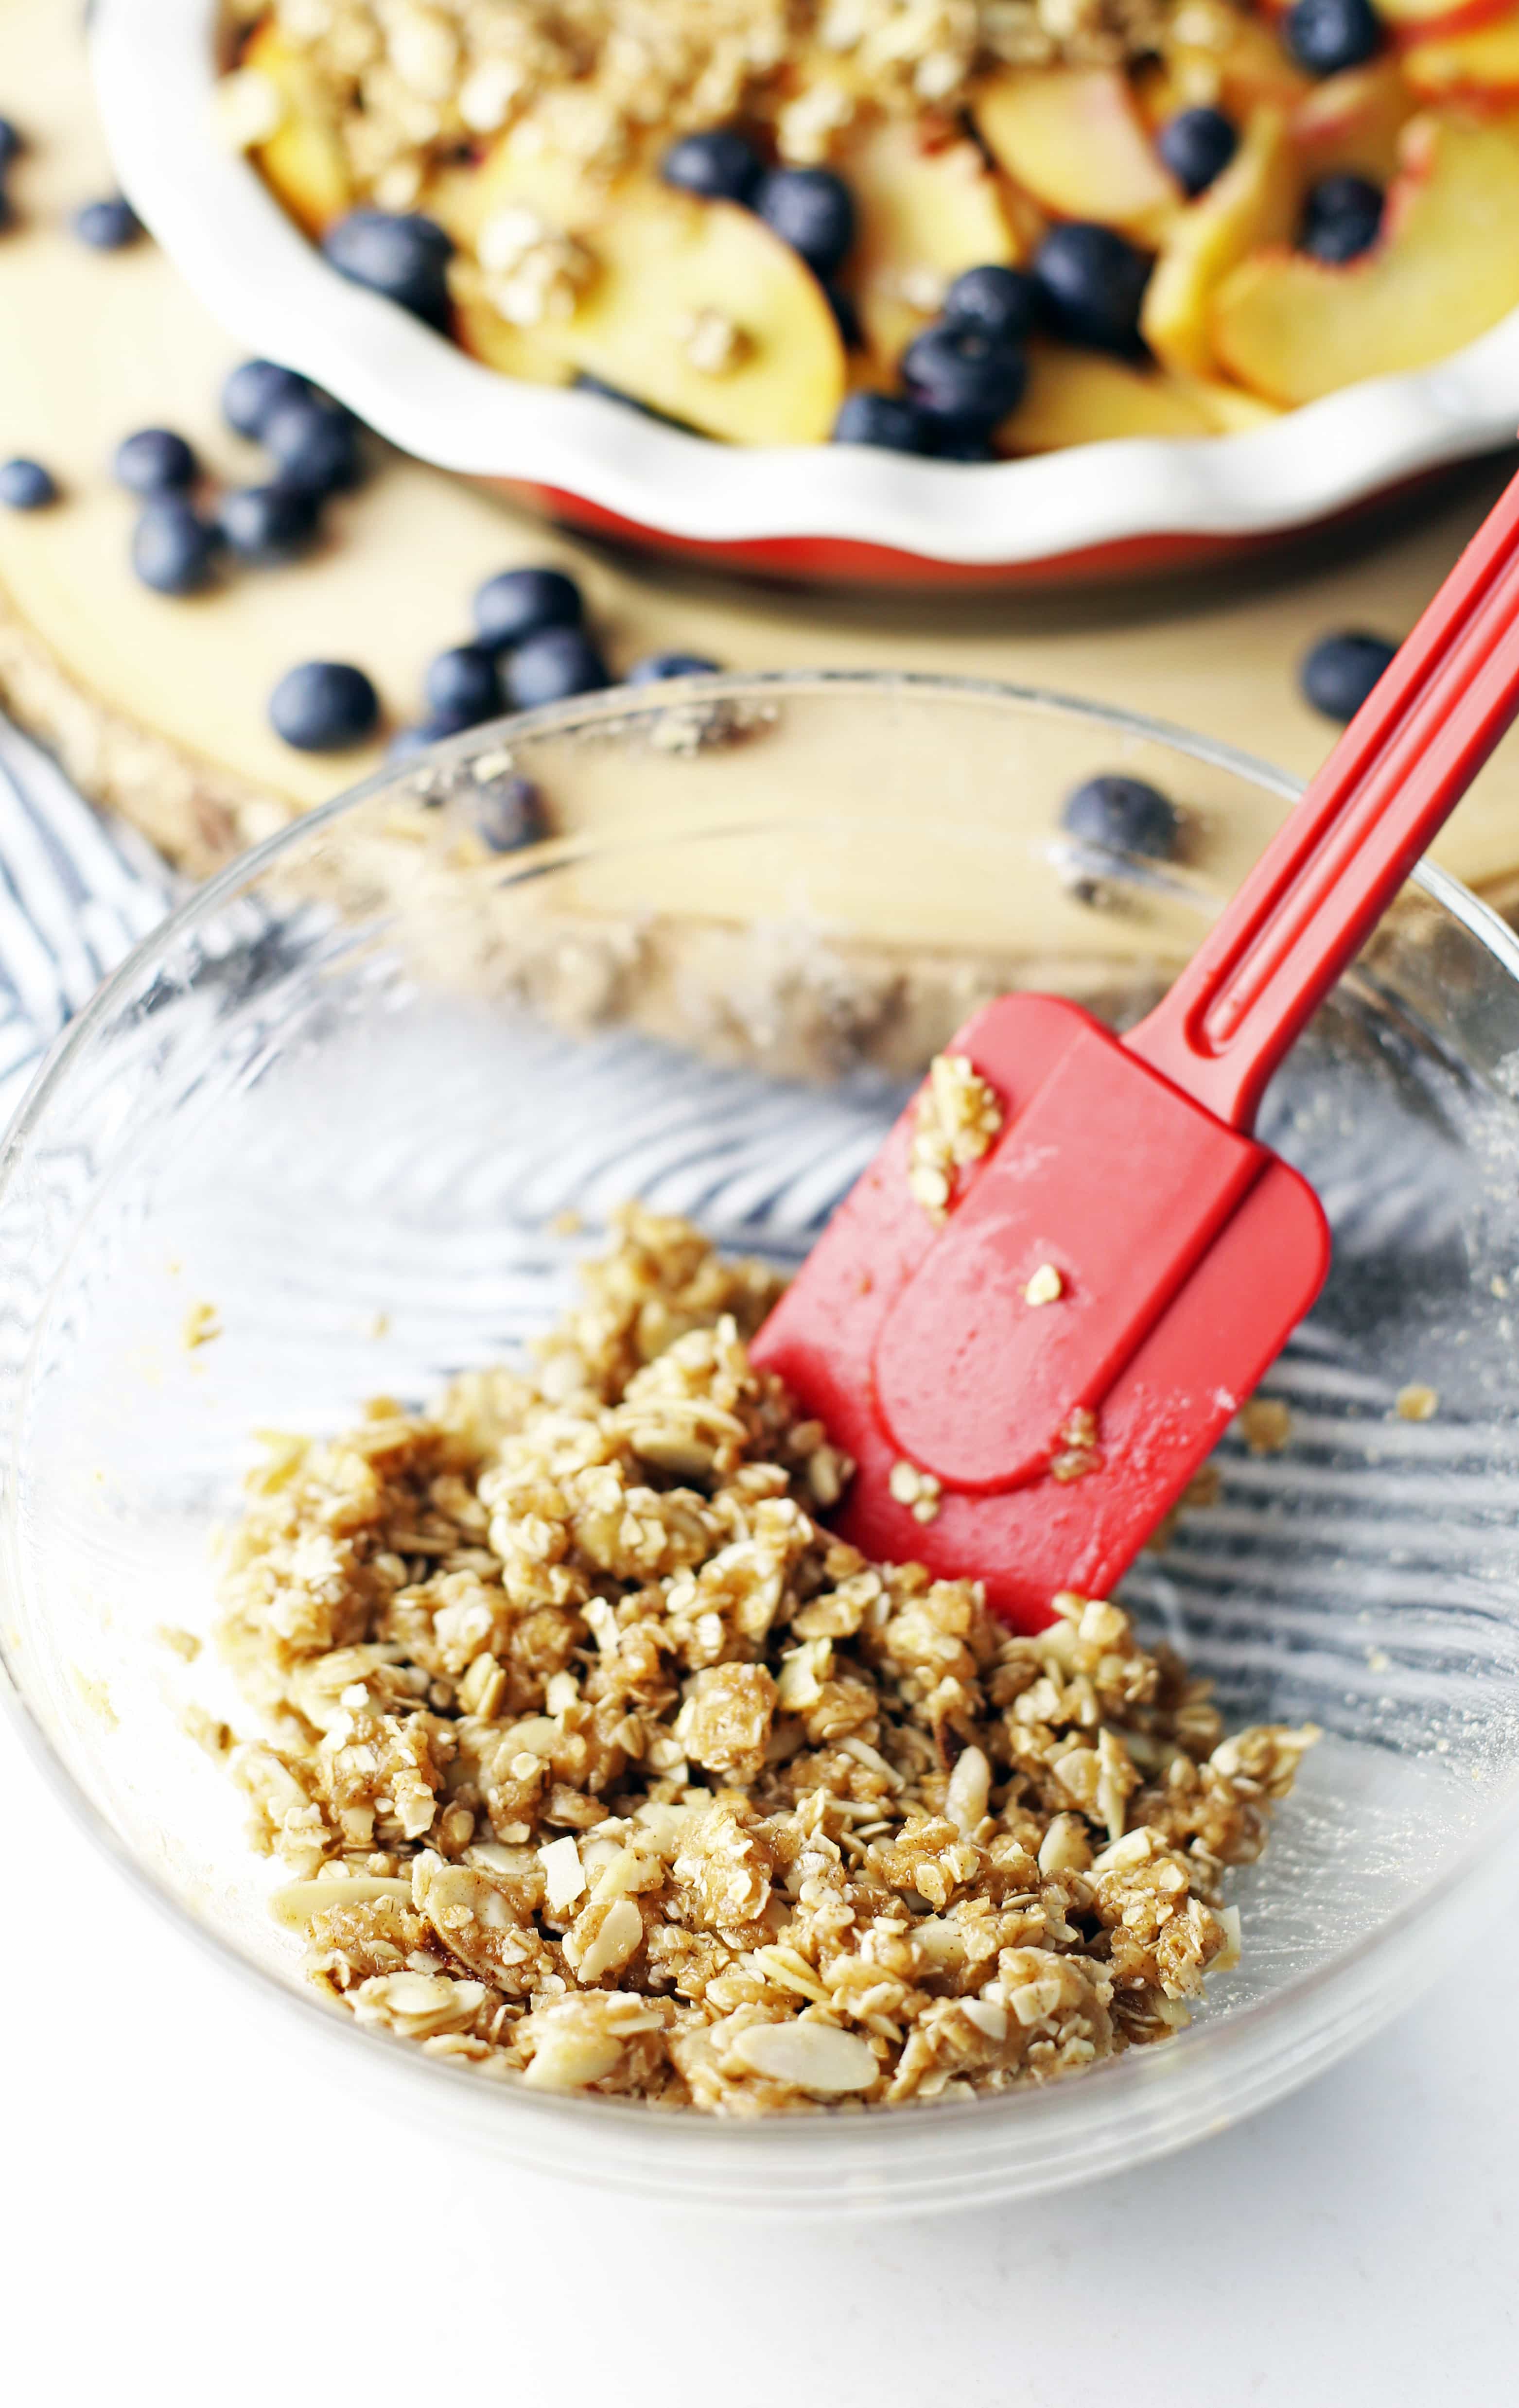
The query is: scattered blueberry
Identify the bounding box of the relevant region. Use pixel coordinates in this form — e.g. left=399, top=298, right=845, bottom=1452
left=386, top=723, right=440, bottom=763
left=471, top=773, right=544, bottom=853
left=504, top=625, right=610, bottom=711
left=262, top=396, right=362, bottom=495
left=754, top=166, right=856, bottom=279
left=1300, top=630, right=1397, bottom=722
left=113, top=427, right=198, bottom=496
left=1283, top=0, right=1381, bottom=76
left=0, top=118, right=22, bottom=174
left=1031, top=223, right=1153, bottom=355
left=71, top=194, right=142, bottom=250
left=831, top=391, right=933, bottom=453
left=385, top=711, right=476, bottom=762
left=320, top=209, right=453, bottom=328
left=659, top=128, right=763, bottom=206
left=942, top=264, right=1039, bottom=346
left=130, top=497, right=222, bottom=595
left=1301, top=173, right=1383, bottom=263
left=423, top=643, right=501, bottom=726
left=901, top=323, right=1028, bottom=432
left=472, top=564, right=583, bottom=652
left=0, top=457, right=57, bottom=510
left=1062, top=774, right=1181, bottom=859
left=626, top=651, right=722, bottom=683
left=268, top=660, right=380, bottom=751
left=1158, top=107, right=1239, bottom=198
left=217, top=482, right=320, bottom=564
left=221, top=357, right=311, bottom=440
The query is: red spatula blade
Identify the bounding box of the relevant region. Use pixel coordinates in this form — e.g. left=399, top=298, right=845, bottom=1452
left=755, top=461, right=1519, bottom=1630
left=751, top=995, right=1329, bottom=1631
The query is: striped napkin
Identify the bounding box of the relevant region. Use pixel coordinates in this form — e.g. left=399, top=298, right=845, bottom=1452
left=0, top=714, right=178, bottom=1128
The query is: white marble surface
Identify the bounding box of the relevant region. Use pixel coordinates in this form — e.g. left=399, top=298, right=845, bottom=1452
left=2, top=1701, right=1514, bottom=2406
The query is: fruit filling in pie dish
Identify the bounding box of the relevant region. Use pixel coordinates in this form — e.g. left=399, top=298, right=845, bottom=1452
left=214, top=0, right=1519, bottom=455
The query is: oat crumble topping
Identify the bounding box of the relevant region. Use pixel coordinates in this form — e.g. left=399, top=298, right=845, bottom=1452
left=243, top=0, right=1170, bottom=199
left=908, top=1048, right=1004, bottom=1221
left=215, top=1205, right=1316, bottom=2113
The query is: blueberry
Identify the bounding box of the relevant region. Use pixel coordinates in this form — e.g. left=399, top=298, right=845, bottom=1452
left=1301, top=173, right=1383, bottom=263
left=385, top=709, right=477, bottom=761
left=831, top=391, right=933, bottom=453
left=825, top=281, right=863, bottom=350
left=1284, top=0, right=1381, bottom=74
left=71, top=194, right=142, bottom=250
left=930, top=426, right=999, bottom=463
left=754, top=167, right=856, bottom=279
left=423, top=644, right=502, bottom=725
left=626, top=651, right=722, bottom=683
left=0, top=457, right=57, bottom=510
left=320, top=208, right=453, bottom=328
left=472, top=565, right=583, bottom=652
left=262, top=396, right=362, bottom=495
left=1031, top=223, right=1153, bottom=354
left=942, top=263, right=1039, bottom=346
left=901, top=323, right=1028, bottom=431
left=470, top=774, right=544, bottom=853
left=504, top=626, right=609, bottom=711
left=268, top=661, right=380, bottom=751
left=113, top=427, right=198, bottom=496
left=1300, top=630, right=1397, bottom=722
left=130, top=497, right=222, bottom=595
left=1157, top=107, right=1239, bottom=198
left=0, top=118, right=23, bottom=173
left=660, top=129, right=763, bottom=205
left=221, top=358, right=311, bottom=440
left=217, top=482, right=320, bottom=563
left=1062, top=775, right=1181, bottom=860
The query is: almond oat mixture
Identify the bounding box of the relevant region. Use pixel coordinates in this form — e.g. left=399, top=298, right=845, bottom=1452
left=219, top=1205, right=1315, bottom=2112
left=230, top=0, right=1167, bottom=198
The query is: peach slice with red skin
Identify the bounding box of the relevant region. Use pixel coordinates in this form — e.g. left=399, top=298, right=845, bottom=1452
left=975, top=67, right=1181, bottom=240
left=1142, top=106, right=1300, bottom=377
left=1212, top=110, right=1519, bottom=407
left=1401, top=11, right=1519, bottom=97
left=1377, top=0, right=1514, bottom=38
left=844, top=117, right=1020, bottom=377
left=243, top=17, right=352, bottom=235
left=1290, top=58, right=1418, bottom=180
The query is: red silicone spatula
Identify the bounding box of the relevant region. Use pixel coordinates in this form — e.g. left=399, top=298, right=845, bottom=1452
left=753, top=463, right=1519, bottom=1632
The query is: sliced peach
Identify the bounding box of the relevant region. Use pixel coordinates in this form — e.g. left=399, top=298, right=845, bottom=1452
left=449, top=174, right=846, bottom=443
left=1147, top=0, right=1312, bottom=117
left=997, top=343, right=1219, bottom=450
left=1212, top=111, right=1519, bottom=406
left=1141, top=107, right=1299, bottom=376
left=844, top=118, right=1019, bottom=375
left=242, top=18, right=352, bottom=237
left=1402, top=13, right=1519, bottom=96
left=975, top=67, right=1181, bottom=241
left=1378, top=0, right=1514, bottom=35
left=1290, top=59, right=1417, bottom=181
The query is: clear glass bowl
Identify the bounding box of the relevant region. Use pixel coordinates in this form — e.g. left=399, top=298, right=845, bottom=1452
left=3, top=672, right=1519, bottom=2219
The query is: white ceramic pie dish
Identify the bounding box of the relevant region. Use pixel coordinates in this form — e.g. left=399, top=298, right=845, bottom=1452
left=93, top=0, right=1519, bottom=589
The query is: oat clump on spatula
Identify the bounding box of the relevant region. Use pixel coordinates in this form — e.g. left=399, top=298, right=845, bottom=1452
left=219, top=1207, right=1316, bottom=2113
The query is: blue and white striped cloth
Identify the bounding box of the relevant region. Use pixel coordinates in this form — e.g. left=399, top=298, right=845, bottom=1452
left=0, top=715, right=178, bottom=1129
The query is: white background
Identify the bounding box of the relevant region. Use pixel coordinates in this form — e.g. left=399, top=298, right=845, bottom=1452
left=2, top=1705, right=1513, bottom=2405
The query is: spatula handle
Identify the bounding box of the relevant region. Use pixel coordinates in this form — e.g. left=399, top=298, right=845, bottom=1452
left=1126, top=461, right=1519, bottom=1130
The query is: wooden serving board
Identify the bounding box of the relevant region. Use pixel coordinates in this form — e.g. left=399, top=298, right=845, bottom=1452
left=3, top=0, right=1519, bottom=894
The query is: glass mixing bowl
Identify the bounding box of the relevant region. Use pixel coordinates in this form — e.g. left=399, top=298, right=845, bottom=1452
left=3, top=672, right=1518, bottom=2219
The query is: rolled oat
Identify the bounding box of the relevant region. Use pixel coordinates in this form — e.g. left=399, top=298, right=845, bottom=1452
left=215, top=1204, right=1315, bottom=2114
